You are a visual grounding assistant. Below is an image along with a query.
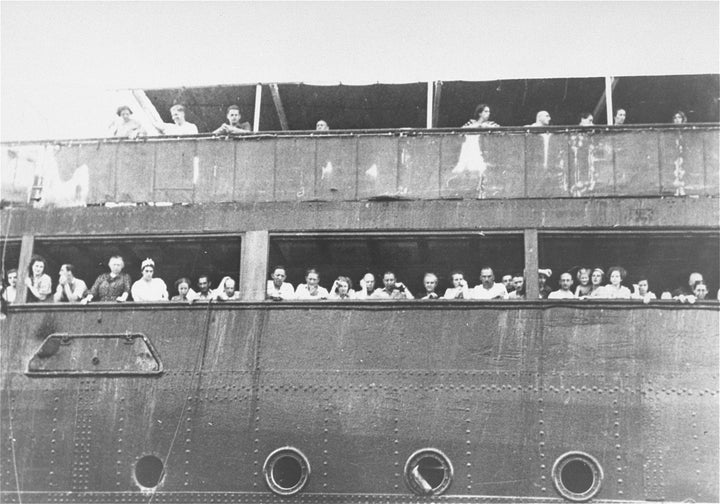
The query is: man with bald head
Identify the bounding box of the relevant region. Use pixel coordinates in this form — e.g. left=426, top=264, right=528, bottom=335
left=548, top=272, right=576, bottom=299
left=527, top=111, right=551, bottom=127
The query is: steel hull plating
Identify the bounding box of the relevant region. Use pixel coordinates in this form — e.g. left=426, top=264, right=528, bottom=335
left=1, top=302, right=718, bottom=503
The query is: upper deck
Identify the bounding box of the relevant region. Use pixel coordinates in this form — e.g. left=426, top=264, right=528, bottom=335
left=2, top=125, right=718, bottom=209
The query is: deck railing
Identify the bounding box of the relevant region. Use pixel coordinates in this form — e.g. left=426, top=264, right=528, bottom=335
left=2, top=125, right=718, bottom=207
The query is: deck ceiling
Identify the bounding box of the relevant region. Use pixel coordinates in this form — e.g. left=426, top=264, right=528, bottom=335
left=143, top=74, right=720, bottom=132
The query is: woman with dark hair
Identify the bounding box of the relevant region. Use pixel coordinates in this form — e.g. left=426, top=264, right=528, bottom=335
left=109, top=105, right=146, bottom=139
left=25, top=255, right=52, bottom=302
left=596, top=266, right=632, bottom=299
left=329, top=276, right=355, bottom=300
left=171, top=277, right=192, bottom=302
left=463, top=103, right=500, bottom=128
left=672, top=111, right=688, bottom=124
left=588, top=268, right=605, bottom=297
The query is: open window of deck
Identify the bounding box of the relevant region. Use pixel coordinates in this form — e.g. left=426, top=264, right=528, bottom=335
left=538, top=231, right=719, bottom=296
left=26, top=235, right=241, bottom=301
left=2, top=125, right=718, bottom=207
left=268, top=233, right=525, bottom=297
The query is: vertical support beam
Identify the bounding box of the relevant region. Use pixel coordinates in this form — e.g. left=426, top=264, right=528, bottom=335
left=253, top=84, right=263, bottom=132
left=131, top=89, right=165, bottom=134
left=240, top=230, right=269, bottom=301
left=524, top=229, right=539, bottom=300
left=269, top=83, right=288, bottom=131
left=432, top=81, right=443, bottom=128
left=15, top=234, right=35, bottom=304
left=426, top=81, right=433, bottom=129
left=605, top=76, right=614, bottom=125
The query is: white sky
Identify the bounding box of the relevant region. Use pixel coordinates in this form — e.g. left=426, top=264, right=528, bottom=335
left=1, top=1, right=718, bottom=140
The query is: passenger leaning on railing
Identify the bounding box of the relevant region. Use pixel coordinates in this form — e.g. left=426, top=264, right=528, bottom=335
left=295, top=268, right=329, bottom=300
left=213, top=105, right=251, bottom=135
left=53, top=264, right=88, bottom=303
left=443, top=270, right=469, bottom=300
left=548, top=272, right=576, bottom=299
left=154, top=104, right=199, bottom=136
left=130, top=258, right=168, bottom=302
left=25, top=255, right=52, bottom=303
left=266, top=265, right=295, bottom=301
left=81, top=256, right=131, bottom=304
left=420, top=273, right=440, bottom=300
left=469, top=267, right=508, bottom=300
left=371, top=271, right=414, bottom=300
left=2, top=269, right=18, bottom=305
left=109, top=105, right=147, bottom=139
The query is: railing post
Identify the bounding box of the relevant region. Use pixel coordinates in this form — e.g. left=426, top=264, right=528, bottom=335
left=240, top=230, right=269, bottom=301
left=524, top=229, right=539, bottom=299
left=15, top=234, right=35, bottom=304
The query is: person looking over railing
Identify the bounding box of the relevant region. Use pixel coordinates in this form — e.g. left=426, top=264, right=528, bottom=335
left=594, top=266, right=632, bottom=299
left=53, top=264, right=87, bottom=303
left=154, top=104, right=199, bottom=135
left=192, top=274, right=215, bottom=302
left=575, top=268, right=592, bottom=297
left=25, top=255, right=52, bottom=302
left=109, top=105, right=146, bottom=139
left=213, top=105, right=251, bottom=135
left=469, top=267, right=508, bottom=300
left=215, top=277, right=241, bottom=301
left=508, top=274, right=525, bottom=299
left=673, top=272, right=704, bottom=303
left=443, top=270, right=469, bottom=299
left=673, top=111, right=688, bottom=124
left=2, top=269, right=18, bottom=305
left=357, top=273, right=376, bottom=299
left=537, top=268, right=553, bottom=299
left=631, top=278, right=656, bottom=303
left=372, top=271, right=414, bottom=300
left=81, top=256, right=131, bottom=304
left=329, top=276, right=355, bottom=300
left=171, top=277, right=192, bottom=302
left=131, top=258, right=168, bottom=302
left=579, top=112, right=594, bottom=126
left=692, top=281, right=708, bottom=300
left=316, top=119, right=330, bottom=131
left=526, top=111, right=551, bottom=127
left=295, top=268, right=329, bottom=300
left=266, top=266, right=295, bottom=301
left=420, top=273, right=440, bottom=300
left=587, top=268, right=605, bottom=297
left=501, top=274, right=514, bottom=295
left=463, top=104, right=499, bottom=128
left=614, top=108, right=627, bottom=125
left=548, top=272, right=576, bottom=299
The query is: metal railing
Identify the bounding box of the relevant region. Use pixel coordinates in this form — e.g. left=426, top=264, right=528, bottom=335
left=2, top=125, right=718, bottom=207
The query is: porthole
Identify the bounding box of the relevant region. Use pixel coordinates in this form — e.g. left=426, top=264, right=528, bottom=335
left=403, top=448, right=453, bottom=496
left=552, top=451, right=603, bottom=502
left=263, top=447, right=310, bottom=495
left=134, top=454, right=164, bottom=489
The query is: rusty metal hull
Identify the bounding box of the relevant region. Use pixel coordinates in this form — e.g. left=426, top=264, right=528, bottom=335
left=1, top=302, right=718, bottom=503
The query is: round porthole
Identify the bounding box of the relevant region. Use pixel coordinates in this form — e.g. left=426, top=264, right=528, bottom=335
left=403, top=448, right=454, bottom=496
left=552, top=451, right=603, bottom=502
left=134, top=454, right=164, bottom=489
left=263, top=447, right=311, bottom=495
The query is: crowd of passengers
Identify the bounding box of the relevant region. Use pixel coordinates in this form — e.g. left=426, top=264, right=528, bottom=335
left=1, top=256, right=716, bottom=307
left=109, top=103, right=692, bottom=139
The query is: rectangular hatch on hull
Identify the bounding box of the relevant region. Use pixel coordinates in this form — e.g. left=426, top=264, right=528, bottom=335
left=26, top=333, right=162, bottom=376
